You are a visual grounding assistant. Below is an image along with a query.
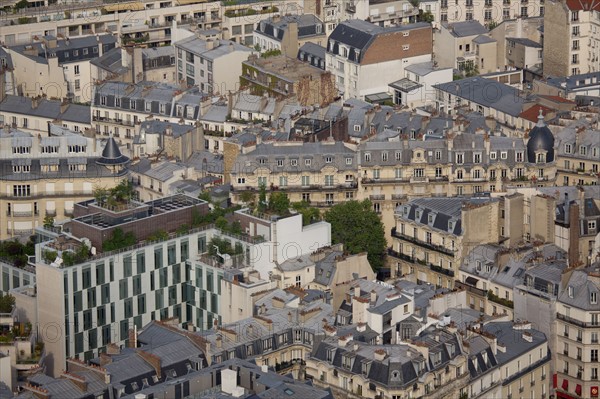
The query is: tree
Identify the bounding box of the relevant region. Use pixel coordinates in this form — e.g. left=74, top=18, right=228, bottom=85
left=292, top=202, right=320, bottom=226
left=417, top=10, right=434, bottom=23
left=0, top=294, right=15, bottom=313
left=102, top=228, right=136, bottom=252
left=324, top=200, right=387, bottom=271
left=43, top=215, right=54, bottom=229
left=257, top=183, right=267, bottom=213
left=268, top=192, right=290, bottom=215
left=13, top=0, right=28, bottom=10
left=240, top=191, right=255, bottom=207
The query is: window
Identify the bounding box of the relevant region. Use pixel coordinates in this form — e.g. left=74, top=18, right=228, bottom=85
left=382, top=152, right=388, bottom=162
left=302, top=176, right=310, bottom=186
left=346, top=157, right=352, bottom=165
left=295, top=275, right=301, bottom=287
left=456, top=153, right=464, bottom=164
left=12, top=185, right=31, bottom=197
left=364, top=153, right=371, bottom=162
left=276, top=159, right=284, bottom=167
left=74, top=65, right=80, bottom=75
left=500, top=151, right=508, bottom=160
left=325, top=156, right=333, bottom=163
left=305, top=158, right=311, bottom=166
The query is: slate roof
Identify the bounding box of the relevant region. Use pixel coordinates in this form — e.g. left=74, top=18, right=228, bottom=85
left=434, top=77, right=526, bottom=117
left=0, top=95, right=91, bottom=124
left=327, top=20, right=430, bottom=64
left=140, top=119, right=196, bottom=139
left=256, top=14, right=325, bottom=41
left=558, top=269, right=600, bottom=310
left=232, top=141, right=356, bottom=174
left=482, top=322, right=547, bottom=364
left=506, top=37, right=542, bottom=48
left=174, top=36, right=252, bottom=60
left=298, top=42, right=326, bottom=70
left=90, top=46, right=128, bottom=74
left=473, top=34, right=496, bottom=44
left=0, top=47, right=14, bottom=69
left=10, top=34, right=117, bottom=64
left=396, top=197, right=495, bottom=235
left=97, top=137, right=130, bottom=166
left=443, top=21, right=488, bottom=37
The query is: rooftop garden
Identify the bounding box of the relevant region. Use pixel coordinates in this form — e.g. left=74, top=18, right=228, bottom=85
left=93, top=180, right=137, bottom=212
left=223, top=6, right=278, bottom=18
left=0, top=237, right=35, bottom=269
left=0, top=294, right=15, bottom=314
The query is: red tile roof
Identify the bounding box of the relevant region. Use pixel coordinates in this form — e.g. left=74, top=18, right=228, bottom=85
left=519, top=104, right=553, bottom=123
left=565, top=0, right=600, bottom=11
left=539, top=95, right=576, bottom=104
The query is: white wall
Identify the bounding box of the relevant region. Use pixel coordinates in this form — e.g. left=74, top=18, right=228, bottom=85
left=358, top=54, right=431, bottom=99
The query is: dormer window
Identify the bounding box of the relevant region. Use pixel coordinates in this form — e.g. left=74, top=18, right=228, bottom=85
left=364, top=153, right=371, bottom=162
left=591, top=292, right=598, bottom=304
left=565, top=144, right=572, bottom=154
left=456, top=153, right=464, bottom=164
left=476, top=260, right=482, bottom=271
left=115, top=98, right=121, bottom=107
left=500, top=151, right=508, bottom=159
left=428, top=214, right=433, bottom=224
left=473, top=153, right=482, bottom=163
left=448, top=221, right=454, bottom=231
left=354, top=124, right=361, bottom=131
left=490, top=152, right=497, bottom=160
left=276, top=159, right=284, bottom=167
left=568, top=286, right=574, bottom=298
left=362, top=360, right=371, bottom=375
left=326, top=348, right=335, bottom=362
left=516, top=151, right=524, bottom=162
left=290, top=159, right=298, bottom=166
left=131, top=100, right=137, bottom=110
left=187, top=106, right=195, bottom=119
left=342, top=354, right=353, bottom=369
left=325, top=156, right=333, bottom=163
left=580, top=145, right=587, bottom=156
left=382, top=152, right=388, bottom=162
left=395, top=151, right=402, bottom=161
left=100, top=96, right=107, bottom=105
left=305, top=158, right=311, bottom=166
left=145, top=102, right=152, bottom=112
left=536, top=152, right=546, bottom=163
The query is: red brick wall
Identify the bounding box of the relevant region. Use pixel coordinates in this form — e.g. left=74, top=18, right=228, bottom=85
left=361, top=26, right=433, bottom=65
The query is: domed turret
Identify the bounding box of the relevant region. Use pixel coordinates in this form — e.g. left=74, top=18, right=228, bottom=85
left=526, top=109, right=554, bottom=164
left=96, top=136, right=130, bottom=166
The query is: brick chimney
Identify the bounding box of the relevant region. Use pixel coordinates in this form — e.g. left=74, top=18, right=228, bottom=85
left=568, top=202, right=580, bottom=267
left=62, top=371, right=88, bottom=392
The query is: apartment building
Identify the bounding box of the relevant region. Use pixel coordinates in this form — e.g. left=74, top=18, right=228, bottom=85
left=0, top=261, right=35, bottom=296
left=254, top=14, right=326, bottom=58
left=434, top=76, right=532, bottom=129
left=434, top=21, right=498, bottom=74
left=555, top=119, right=600, bottom=186
left=489, top=17, right=544, bottom=71
left=555, top=267, right=600, bottom=399
left=436, top=0, right=545, bottom=25
left=360, top=130, right=557, bottom=243
left=132, top=119, right=204, bottom=161
left=297, top=42, right=327, bottom=69
left=91, top=81, right=210, bottom=148
left=6, top=34, right=116, bottom=102
left=0, top=95, right=90, bottom=134
left=533, top=72, right=600, bottom=100
left=90, top=45, right=176, bottom=84
left=334, top=279, right=414, bottom=344
left=307, top=326, right=470, bottom=399
left=367, top=0, right=420, bottom=27
left=390, top=197, right=505, bottom=287
left=543, top=0, right=600, bottom=77
left=240, top=54, right=337, bottom=106
left=388, top=61, right=454, bottom=108
left=33, top=198, right=330, bottom=375
left=174, top=33, right=254, bottom=94
left=0, top=131, right=129, bottom=241
left=459, top=243, right=564, bottom=318
left=229, top=141, right=358, bottom=208
left=326, top=20, right=433, bottom=100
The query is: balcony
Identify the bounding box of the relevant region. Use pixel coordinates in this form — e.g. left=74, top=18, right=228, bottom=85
left=11, top=211, right=34, bottom=217
left=455, top=280, right=487, bottom=297
left=557, top=312, right=599, bottom=328
left=346, top=3, right=356, bottom=13
left=361, top=177, right=409, bottom=185
left=391, top=227, right=456, bottom=256
left=387, top=247, right=414, bottom=262
left=45, top=210, right=57, bottom=217
left=410, top=176, right=429, bottom=184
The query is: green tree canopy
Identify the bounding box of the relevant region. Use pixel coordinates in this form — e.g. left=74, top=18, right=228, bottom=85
left=0, top=294, right=15, bottom=313
left=324, top=200, right=387, bottom=271
left=292, top=202, right=321, bottom=226
left=102, top=228, right=136, bottom=252
left=268, top=192, right=290, bottom=215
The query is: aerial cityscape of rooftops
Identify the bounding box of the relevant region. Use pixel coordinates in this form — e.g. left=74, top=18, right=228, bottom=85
left=0, top=0, right=598, bottom=397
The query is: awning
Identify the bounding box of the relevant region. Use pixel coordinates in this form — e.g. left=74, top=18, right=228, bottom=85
left=465, top=276, right=479, bottom=286
left=576, top=384, right=582, bottom=396
left=40, top=158, right=60, bottom=165
left=103, top=2, right=144, bottom=12
left=12, top=158, right=31, bottom=166
left=562, top=379, right=569, bottom=391
left=365, top=92, right=392, bottom=104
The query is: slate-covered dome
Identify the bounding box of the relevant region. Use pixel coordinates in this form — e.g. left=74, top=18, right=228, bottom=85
left=526, top=109, right=554, bottom=163
left=96, top=136, right=130, bottom=166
